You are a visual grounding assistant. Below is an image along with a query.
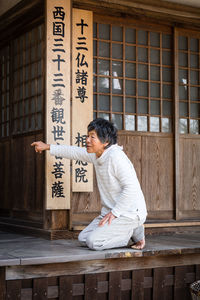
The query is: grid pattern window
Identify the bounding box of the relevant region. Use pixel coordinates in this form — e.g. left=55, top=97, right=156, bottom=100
left=0, top=46, right=10, bottom=138
left=12, top=24, right=44, bottom=134
left=93, top=22, right=173, bottom=132
left=178, top=35, right=200, bottom=134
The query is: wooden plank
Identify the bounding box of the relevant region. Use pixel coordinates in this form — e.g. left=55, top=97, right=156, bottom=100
left=71, top=171, right=100, bottom=215
left=196, top=264, right=200, bottom=280
left=174, top=26, right=200, bottom=39
left=72, top=8, right=93, bottom=192
left=98, top=281, right=108, bottom=294
left=143, top=269, right=153, bottom=300
left=178, top=211, right=200, bottom=219
left=75, top=0, right=200, bottom=29
left=50, top=210, right=68, bottom=230
left=85, top=274, right=98, bottom=300
left=132, top=269, right=144, bottom=300
left=179, top=138, right=200, bottom=215
left=47, top=276, right=58, bottom=286
left=35, top=132, right=44, bottom=213
left=59, top=276, right=73, bottom=300
left=153, top=268, right=173, bottom=300
left=45, top=0, right=71, bottom=209
left=121, top=281, right=131, bottom=299
left=11, top=137, right=24, bottom=211
left=141, top=136, right=174, bottom=215
left=73, top=283, right=84, bottom=296
left=0, top=268, right=6, bottom=300
left=174, top=27, right=180, bottom=221
left=23, top=135, right=36, bottom=211
left=6, top=280, right=21, bottom=300
left=0, top=1, right=43, bottom=44
left=5, top=132, right=44, bottom=224
left=72, top=274, right=84, bottom=297
left=33, top=278, right=48, bottom=300
left=109, top=271, right=121, bottom=300
left=121, top=276, right=131, bottom=291
left=21, top=288, right=32, bottom=300
left=47, top=286, right=58, bottom=298
left=97, top=272, right=108, bottom=299
left=0, top=136, right=37, bottom=220
left=121, top=272, right=131, bottom=299
left=6, top=254, right=200, bottom=280
left=118, top=134, right=142, bottom=183
left=145, top=222, right=200, bottom=228
left=147, top=210, right=174, bottom=220
left=0, top=141, right=11, bottom=212
left=174, top=266, right=191, bottom=300
left=73, top=221, right=200, bottom=231
left=72, top=212, right=99, bottom=225
left=21, top=279, right=32, bottom=289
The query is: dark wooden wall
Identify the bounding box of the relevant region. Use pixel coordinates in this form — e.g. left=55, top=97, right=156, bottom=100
left=72, top=130, right=200, bottom=227
left=0, top=132, right=44, bottom=225
left=71, top=132, right=174, bottom=225
left=3, top=264, right=200, bottom=300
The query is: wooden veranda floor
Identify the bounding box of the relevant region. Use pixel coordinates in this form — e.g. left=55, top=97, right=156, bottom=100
left=0, top=230, right=200, bottom=265
left=0, top=230, right=200, bottom=299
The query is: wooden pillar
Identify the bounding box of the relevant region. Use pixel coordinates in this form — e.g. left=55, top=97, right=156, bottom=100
left=174, top=28, right=180, bottom=220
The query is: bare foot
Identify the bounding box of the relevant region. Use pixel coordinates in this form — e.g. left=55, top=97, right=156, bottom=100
left=131, top=239, right=145, bottom=250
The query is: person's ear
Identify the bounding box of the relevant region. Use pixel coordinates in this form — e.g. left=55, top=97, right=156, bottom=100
left=104, top=142, right=109, bottom=148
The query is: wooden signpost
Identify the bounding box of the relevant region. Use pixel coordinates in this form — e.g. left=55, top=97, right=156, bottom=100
left=45, top=0, right=71, bottom=209
left=45, top=1, right=93, bottom=209
left=72, top=8, right=93, bottom=192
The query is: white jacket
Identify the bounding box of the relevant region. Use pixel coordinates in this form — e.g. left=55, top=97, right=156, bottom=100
left=50, top=144, right=147, bottom=220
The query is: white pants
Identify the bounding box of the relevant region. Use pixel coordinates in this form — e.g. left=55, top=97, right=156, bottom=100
left=78, top=215, right=145, bottom=251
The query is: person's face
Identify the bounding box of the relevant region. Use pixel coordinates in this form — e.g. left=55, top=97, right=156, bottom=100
left=86, top=130, right=108, bottom=158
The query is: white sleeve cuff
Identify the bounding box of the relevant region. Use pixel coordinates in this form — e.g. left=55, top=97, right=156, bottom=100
left=111, top=209, right=120, bottom=218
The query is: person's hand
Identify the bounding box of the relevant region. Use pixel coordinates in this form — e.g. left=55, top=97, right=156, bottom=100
left=98, top=212, right=116, bottom=227
left=31, top=141, right=50, bottom=153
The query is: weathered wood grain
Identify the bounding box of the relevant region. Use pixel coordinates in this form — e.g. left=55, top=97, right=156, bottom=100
left=0, top=267, right=6, bottom=300
left=59, top=275, right=73, bottom=300
left=6, top=254, right=200, bottom=280
left=132, top=269, right=144, bottom=300
left=109, top=271, right=122, bottom=300
left=141, top=135, right=174, bottom=215
left=174, top=266, right=194, bottom=300
left=179, top=137, right=200, bottom=216
left=85, top=273, right=98, bottom=300
left=6, top=280, right=21, bottom=300
left=33, top=278, right=48, bottom=300
left=153, top=267, right=174, bottom=300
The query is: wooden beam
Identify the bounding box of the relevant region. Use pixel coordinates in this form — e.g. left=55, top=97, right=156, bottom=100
left=73, top=0, right=200, bottom=26
left=73, top=221, right=200, bottom=231
left=0, top=0, right=44, bottom=46
left=6, top=253, right=200, bottom=280
left=0, top=0, right=42, bottom=26
left=145, top=222, right=200, bottom=228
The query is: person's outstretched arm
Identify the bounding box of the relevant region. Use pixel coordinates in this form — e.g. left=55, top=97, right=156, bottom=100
left=31, top=141, right=95, bottom=163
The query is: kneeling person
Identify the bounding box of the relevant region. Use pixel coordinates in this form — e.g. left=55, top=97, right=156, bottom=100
left=31, top=118, right=147, bottom=251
